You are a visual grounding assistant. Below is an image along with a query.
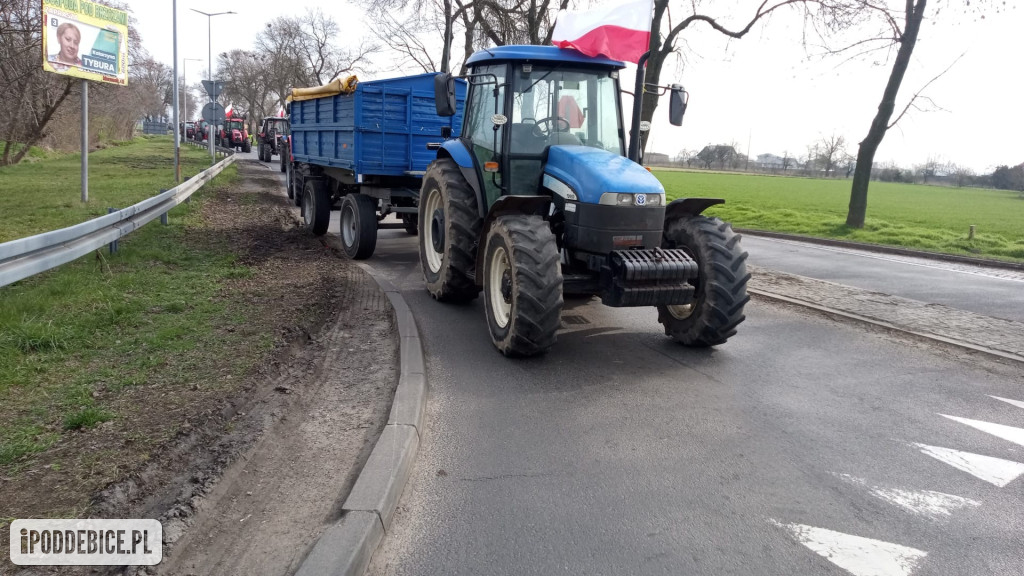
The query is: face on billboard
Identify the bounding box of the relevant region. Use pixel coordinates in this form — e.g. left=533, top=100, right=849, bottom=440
left=56, top=23, right=81, bottom=64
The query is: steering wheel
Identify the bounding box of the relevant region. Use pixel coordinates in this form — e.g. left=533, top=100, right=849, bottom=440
left=532, top=116, right=571, bottom=137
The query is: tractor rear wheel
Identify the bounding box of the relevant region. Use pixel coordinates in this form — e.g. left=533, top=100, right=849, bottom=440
left=419, top=158, right=482, bottom=302
left=301, top=178, right=330, bottom=236
left=482, top=215, right=563, bottom=357
left=258, top=143, right=268, bottom=162
left=242, top=140, right=251, bottom=153
left=657, top=215, right=749, bottom=346
left=279, top=149, right=286, bottom=172
left=339, top=194, right=378, bottom=259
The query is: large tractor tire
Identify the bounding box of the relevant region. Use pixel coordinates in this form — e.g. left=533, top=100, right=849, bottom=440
left=258, top=143, right=268, bottom=162
left=482, top=215, right=563, bottom=357
left=279, top=149, right=286, bottom=173
left=339, top=194, right=378, bottom=260
left=419, top=158, right=482, bottom=302
left=301, top=178, right=331, bottom=236
left=242, top=140, right=251, bottom=153
left=657, top=215, right=750, bottom=347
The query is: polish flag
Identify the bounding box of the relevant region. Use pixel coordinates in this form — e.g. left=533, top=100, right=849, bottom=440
left=224, top=104, right=234, bottom=117
left=551, top=0, right=654, bottom=64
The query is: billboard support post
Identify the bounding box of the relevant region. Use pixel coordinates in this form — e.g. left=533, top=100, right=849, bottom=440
left=81, top=79, right=88, bottom=203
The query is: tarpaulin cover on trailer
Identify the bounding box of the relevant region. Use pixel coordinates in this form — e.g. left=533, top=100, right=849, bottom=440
left=286, top=75, right=359, bottom=103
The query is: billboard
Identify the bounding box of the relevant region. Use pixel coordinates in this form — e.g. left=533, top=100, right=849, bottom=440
left=42, top=0, right=129, bottom=86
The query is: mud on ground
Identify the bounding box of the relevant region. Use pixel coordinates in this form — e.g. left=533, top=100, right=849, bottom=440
left=8, top=161, right=398, bottom=575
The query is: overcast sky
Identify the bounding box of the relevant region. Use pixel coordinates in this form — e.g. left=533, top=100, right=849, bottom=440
left=131, top=1, right=1022, bottom=173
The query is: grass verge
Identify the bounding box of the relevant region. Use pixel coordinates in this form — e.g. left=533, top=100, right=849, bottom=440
left=0, top=135, right=216, bottom=242
left=657, top=170, right=1024, bottom=262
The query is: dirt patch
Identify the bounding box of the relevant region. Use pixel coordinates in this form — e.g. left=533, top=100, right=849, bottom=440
left=5, top=161, right=398, bottom=575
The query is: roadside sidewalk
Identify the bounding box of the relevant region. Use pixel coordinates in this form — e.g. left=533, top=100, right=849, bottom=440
left=750, top=265, right=1024, bottom=364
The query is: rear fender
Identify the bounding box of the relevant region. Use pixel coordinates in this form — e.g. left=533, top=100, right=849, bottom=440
left=664, top=198, right=725, bottom=223
left=474, top=195, right=552, bottom=283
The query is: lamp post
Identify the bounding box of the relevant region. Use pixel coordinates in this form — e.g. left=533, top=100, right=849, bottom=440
left=190, top=9, right=236, bottom=165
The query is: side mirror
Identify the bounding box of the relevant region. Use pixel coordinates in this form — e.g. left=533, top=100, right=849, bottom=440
left=669, top=84, right=687, bottom=126
left=434, top=72, right=456, bottom=117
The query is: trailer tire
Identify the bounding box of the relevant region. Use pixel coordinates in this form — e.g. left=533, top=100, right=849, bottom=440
left=285, top=161, right=295, bottom=199
left=291, top=170, right=303, bottom=206
left=302, top=179, right=331, bottom=236
left=657, top=215, right=750, bottom=347
left=419, top=158, right=482, bottom=302
left=340, top=194, right=378, bottom=259
left=402, top=214, right=418, bottom=236
left=482, top=215, right=563, bottom=357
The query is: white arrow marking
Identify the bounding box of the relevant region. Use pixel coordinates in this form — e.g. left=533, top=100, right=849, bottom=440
left=990, top=396, right=1024, bottom=411
left=939, top=414, right=1024, bottom=448
left=913, top=443, right=1024, bottom=487
left=836, top=474, right=980, bottom=518
left=773, top=521, right=927, bottom=576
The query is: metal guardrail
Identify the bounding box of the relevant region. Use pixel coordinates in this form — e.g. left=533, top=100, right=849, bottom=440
left=0, top=152, right=236, bottom=289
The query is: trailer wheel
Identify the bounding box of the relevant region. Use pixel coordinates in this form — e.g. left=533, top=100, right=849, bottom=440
left=291, top=169, right=303, bottom=206
left=419, top=158, right=482, bottom=302
left=401, top=214, right=418, bottom=236
left=658, top=215, right=750, bottom=346
left=482, top=215, right=563, bottom=357
left=302, top=179, right=331, bottom=236
left=285, top=161, right=295, bottom=199
left=340, top=194, right=378, bottom=259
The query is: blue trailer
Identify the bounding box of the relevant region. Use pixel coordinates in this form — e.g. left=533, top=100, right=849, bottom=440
left=283, top=73, right=466, bottom=259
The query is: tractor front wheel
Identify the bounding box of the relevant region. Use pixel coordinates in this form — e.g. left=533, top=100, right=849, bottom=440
left=482, top=215, right=563, bottom=357
left=419, top=159, right=481, bottom=302
left=657, top=215, right=750, bottom=346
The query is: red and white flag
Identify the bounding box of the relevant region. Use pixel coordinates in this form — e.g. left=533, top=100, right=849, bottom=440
left=551, top=0, right=654, bottom=64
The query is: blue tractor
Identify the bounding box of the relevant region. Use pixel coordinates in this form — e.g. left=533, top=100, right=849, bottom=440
left=423, top=45, right=749, bottom=356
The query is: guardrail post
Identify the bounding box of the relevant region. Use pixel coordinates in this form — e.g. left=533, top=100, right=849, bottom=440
left=159, top=189, right=169, bottom=224
left=107, top=208, right=119, bottom=254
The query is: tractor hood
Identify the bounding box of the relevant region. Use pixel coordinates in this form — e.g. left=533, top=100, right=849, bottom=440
left=543, top=146, right=664, bottom=205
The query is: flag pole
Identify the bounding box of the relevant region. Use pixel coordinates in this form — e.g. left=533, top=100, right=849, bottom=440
left=627, top=50, right=650, bottom=163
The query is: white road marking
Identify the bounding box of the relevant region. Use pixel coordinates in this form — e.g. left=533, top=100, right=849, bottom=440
left=913, top=443, right=1024, bottom=487
left=940, top=414, right=1024, bottom=448
left=990, top=396, right=1024, bottom=411
left=773, top=521, right=927, bottom=576
left=837, top=474, right=980, bottom=518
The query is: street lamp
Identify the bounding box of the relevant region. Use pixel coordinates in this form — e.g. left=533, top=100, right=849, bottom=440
left=190, top=9, right=236, bottom=165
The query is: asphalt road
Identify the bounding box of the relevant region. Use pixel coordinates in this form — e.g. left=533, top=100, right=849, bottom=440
left=741, top=235, right=1024, bottom=323
left=357, top=228, right=1023, bottom=576
left=249, top=152, right=1024, bottom=575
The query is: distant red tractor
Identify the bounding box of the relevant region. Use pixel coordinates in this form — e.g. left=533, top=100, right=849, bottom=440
left=218, top=116, right=251, bottom=152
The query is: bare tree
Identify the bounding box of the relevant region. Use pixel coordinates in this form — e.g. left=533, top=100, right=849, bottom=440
left=816, top=133, right=846, bottom=177
left=843, top=1, right=998, bottom=227
left=217, top=49, right=275, bottom=129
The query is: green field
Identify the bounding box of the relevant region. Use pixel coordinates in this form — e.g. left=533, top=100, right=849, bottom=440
left=0, top=136, right=217, bottom=243
left=656, top=170, right=1024, bottom=262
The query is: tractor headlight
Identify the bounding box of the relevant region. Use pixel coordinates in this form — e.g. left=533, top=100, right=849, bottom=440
left=599, top=193, right=663, bottom=206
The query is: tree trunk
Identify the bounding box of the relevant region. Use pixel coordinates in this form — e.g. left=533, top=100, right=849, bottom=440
left=846, top=0, right=927, bottom=228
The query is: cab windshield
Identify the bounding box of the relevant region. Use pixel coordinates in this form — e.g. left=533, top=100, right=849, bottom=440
left=509, top=65, right=623, bottom=156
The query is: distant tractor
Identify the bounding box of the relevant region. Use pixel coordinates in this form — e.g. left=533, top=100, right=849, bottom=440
left=218, top=117, right=251, bottom=152
left=423, top=46, right=749, bottom=356
left=257, top=116, right=289, bottom=165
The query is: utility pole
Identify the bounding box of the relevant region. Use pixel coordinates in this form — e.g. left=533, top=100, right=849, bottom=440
left=190, top=9, right=236, bottom=165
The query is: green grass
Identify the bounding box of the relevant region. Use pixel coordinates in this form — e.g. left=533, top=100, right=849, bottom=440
left=0, top=135, right=217, bottom=242
left=1, top=141, right=52, bottom=162
left=0, top=138, right=246, bottom=466
left=656, top=170, right=1024, bottom=262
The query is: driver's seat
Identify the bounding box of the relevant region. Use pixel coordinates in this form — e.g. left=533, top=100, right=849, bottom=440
left=510, top=123, right=547, bottom=154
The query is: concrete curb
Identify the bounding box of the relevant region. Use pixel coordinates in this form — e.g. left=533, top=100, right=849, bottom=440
left=295, top=263, right=427, bottom=576
left=737, top=229, right=1024, bottom=272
